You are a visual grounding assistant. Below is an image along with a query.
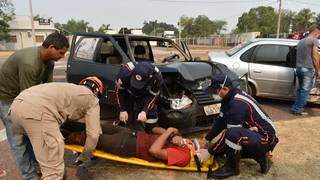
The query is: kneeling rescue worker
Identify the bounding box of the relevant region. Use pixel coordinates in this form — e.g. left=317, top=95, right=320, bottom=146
left=203, top=74, right=279, bottom=179
left=9, top=77, right=104, bottom=180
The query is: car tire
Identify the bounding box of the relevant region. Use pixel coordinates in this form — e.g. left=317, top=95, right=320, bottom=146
left=247, top=83, right=256, bottom=97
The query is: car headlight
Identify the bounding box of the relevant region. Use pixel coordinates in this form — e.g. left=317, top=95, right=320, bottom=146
left=197, top=78, right=212, bottom=90
left=170, top=95, right=193, bottom=110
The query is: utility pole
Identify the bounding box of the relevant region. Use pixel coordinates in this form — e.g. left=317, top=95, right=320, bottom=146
left=178, top=21, right=181, bottom=45
left=276, top=0, right=282, bottom=38
left=28, top=0, right=36, bottom=45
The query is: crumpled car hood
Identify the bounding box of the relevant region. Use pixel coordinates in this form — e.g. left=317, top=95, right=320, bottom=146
left=156, top=61, right=212, bottom=81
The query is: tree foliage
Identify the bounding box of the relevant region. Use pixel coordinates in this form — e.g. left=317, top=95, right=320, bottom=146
left=97, top=24, right=110, bottom=34
left=54, top=19, right=94, bottom=34
left=293, top=8, right=315, bottom=31
left=316, top=13, right=320, bottom=25
left=280, top=10, right=295, bottom=33
left=33, top=14, right=52, bottom=22
left=236, top=7, right=318, bottom=35
left=236, top=6, right=277, bottom=35
left=142, top=20, right=178, bottom=36
left=179, top=15, right=227, bottom=38
left=0, top=0, right=14, bottom=41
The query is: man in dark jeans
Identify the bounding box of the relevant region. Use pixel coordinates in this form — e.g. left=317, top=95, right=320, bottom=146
left=63, top=123, right=194, bottom=167
left=292, top=24, right=320, bottom=115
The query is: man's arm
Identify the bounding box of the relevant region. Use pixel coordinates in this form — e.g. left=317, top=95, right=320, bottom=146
left=43, top=61, right=54, bottom=83
left=313, top=46, right=320, bottom=78
left=151, top=127, right=166, bottom=134
left=312, top=38, right=320, bottom=78
left=148, top=128, right=177, bottom=161
left=115, top=66, right=130, bottom=112
left=78, top=100, right=102, bottom=162
left=18, top=64, right=39, bottom=91
left=205, top=117, right=226, bottom=141
left=142, top=75, right=162, bottom=113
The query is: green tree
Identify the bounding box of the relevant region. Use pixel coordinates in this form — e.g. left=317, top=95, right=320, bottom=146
left=236, top=6, right=277, bottom=35
left=33, top=14, right=52, bottom=21
left=59, top=19, right=94, bottom=34
left=0, top=0, right=14, bottom=41
left=179, top=15, right=194, bottom=37
left=212, top=20, right=227, bottom=34
left=142, top=20, right=178, bottom=36
left=179, top=15, right=227, bottom=37
left=97, top=24, right=110, bottom=34
left=316, top=13, right=320, bottom=25
left=280, top=10, right=296, bottom=33
left=294, top=8, right=316, bottom=31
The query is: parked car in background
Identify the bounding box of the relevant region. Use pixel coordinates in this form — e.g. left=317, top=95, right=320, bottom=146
left=66, top=33, right=241, bottom=132
left=209, top=38, right=320, bottom=104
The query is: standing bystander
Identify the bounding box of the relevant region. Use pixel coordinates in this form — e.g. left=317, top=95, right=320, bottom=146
left=292, top=24, right=320, bottom=115
left=0, top=32, right=69, bottom=179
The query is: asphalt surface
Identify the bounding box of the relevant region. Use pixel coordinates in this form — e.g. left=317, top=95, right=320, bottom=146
left=0, top=59, right=319, bottom=179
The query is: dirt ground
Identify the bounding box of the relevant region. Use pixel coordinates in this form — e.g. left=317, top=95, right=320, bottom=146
left=62, top=117, right=320, bottom=180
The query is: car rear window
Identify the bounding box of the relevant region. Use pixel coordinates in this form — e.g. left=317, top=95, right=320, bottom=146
left=74, top=37, right=100, bottom=61
left=226, top=41, right=252, bottom=56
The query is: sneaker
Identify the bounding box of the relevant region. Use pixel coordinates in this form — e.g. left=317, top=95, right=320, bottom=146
left=0, top=169, right=6, bottom=178
left=291, top=111, right=309, bottom=116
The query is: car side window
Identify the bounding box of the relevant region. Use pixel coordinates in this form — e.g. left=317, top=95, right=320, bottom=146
left=95, top=39, right=123, bottom=64
left=253, top=44, right=290, bottom=67
left=74, top=37, right=100, bottom=61
left=240, top=46, right=255, bottom=62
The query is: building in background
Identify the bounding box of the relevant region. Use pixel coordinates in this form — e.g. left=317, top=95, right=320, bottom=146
left=0, top=15, right=57, bottom=50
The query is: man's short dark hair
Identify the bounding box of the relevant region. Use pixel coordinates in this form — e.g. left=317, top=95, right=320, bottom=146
left=42, top=32, right=69, bottom=49
left=308, top=24, right=320, bottom=33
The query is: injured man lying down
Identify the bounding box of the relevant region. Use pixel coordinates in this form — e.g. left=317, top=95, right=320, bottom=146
left=62, top=122, right=208, bottom=167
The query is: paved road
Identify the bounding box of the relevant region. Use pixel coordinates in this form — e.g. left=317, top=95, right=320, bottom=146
left=0, top=59, right=319, bottom=179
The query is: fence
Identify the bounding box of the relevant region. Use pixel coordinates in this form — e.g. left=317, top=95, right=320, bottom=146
left=178, top=32, right=261, bottom=48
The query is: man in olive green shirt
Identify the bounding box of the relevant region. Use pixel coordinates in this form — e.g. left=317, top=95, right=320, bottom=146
left=0, top=32, right=69, bottom=180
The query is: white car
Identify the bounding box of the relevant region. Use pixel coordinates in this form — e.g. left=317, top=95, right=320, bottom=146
left=209, top=38, right=320, bottom=104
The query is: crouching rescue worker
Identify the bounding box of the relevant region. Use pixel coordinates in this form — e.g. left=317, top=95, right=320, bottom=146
left=115, top=61, right=163, bottom=132
left=203, top=74, right=279, bottom=179
left=8, top=77, right=104, bottom=180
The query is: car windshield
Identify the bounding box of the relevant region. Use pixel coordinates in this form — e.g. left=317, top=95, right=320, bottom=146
left=226, top=41, right=252, bottom=56
left=129, top=39, right=188, bottom=63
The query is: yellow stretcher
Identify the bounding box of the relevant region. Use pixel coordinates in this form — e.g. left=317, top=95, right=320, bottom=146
left=65, top=144, right=219, bottom=172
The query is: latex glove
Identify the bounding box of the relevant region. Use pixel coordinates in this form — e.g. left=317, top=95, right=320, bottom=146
left=137, top=111, right=147, bottom=122
left=119, top=111, right=128, bottom=123
left=74, top=155, right=89, bottom=167
left=197, top=149, right=211, bottom=163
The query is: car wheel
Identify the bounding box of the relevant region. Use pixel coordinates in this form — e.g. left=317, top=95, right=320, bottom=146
left=247, top=83, right=256, bottom=97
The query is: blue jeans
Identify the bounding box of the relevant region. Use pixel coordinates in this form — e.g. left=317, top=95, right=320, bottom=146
left=292, top=67, right=315, bottom=113
left=0, top=100, right=37, bottom=180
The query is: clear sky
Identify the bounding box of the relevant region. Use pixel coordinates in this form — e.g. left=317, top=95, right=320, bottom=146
left=11, top=0, right=320, bottom=32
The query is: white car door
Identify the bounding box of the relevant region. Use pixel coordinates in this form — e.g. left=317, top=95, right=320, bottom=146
left=249, top=44, right=296, bottom=98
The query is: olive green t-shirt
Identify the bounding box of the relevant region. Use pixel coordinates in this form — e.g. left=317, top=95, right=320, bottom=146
left=0, top=46, right=54, bottom=102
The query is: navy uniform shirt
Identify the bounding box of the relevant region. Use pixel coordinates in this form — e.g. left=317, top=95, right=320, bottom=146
left=206, top=88, right=277, bottom=146
left=115, top=62, right=163, bottom=112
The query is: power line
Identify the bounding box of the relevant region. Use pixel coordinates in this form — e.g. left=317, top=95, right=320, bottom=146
left=288, top=0, right=320, bottom=6
left=151, top=0, right=273, bottom=4
left=219, top=1, right=277, bottom=20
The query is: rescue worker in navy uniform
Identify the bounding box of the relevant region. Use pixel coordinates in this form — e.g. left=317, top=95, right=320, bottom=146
left=115, top=61, right=163, bottom=133
left=203, top=74, right=279, bottom=179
